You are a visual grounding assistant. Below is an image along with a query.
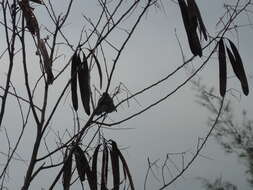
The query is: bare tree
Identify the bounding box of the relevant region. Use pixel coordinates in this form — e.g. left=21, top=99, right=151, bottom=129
left=0, top=0, right=252, bottom=189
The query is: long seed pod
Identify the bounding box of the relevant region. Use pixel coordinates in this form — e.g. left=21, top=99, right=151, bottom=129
left=228, top=40, right=249, bottom=96
left=101, top=146, right=109, bottom=190
left=112, top=140, right=135, bottom=190
left=63, top=150, right=73, bottom=190
left=88, top=49, right=103, bottom=89
left=18, top=0, right=39, bottom=35
left=91, top=144, right=101, bottom=190
left=38, top=39, right=54, bottom=84
left=71, top=52, right=78, bottom=111
left=78, top=53, right=90, bottom=115
left=191, top=0, right=207, bottom=40
left=178, top=0, right=202, bottom=57
left=110, top=141, right=120, bottom=190
left=74, top=146, right=86, bottom=181
left=74, top=146, right=96, bottom=188
left=218, top=38, right=227, bottom=97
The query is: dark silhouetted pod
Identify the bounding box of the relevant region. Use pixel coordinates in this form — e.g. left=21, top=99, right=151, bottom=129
left=71, top=52, right=78, bottom=111
left=101, top=146, right=109, bottom=190
left=78, top=53, right=91, bottom=115
left=89, top=49, right=103, bottom=89
left=110, top=141, right=120, bottom=190
left=113, top=140, right=135, bottom=190
left=228, top=40, right=249, bottom=96
left=63, top=150, right=72, bottom=190
left=218, top=38, right=227, bottom=97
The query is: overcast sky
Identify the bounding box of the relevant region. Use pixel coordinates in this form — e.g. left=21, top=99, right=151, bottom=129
left=0, top=0, right=253, bottom=189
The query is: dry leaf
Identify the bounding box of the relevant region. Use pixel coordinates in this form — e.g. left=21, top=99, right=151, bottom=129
left=95, top=93, right=116, bottom=115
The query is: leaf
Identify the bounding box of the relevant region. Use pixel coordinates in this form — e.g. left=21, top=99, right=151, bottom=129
left=218, top=38, right=227, bottom=97
left=38, top=39, right=54, bottom=84
left=89, top=49, right=103, bottom=89
left=63, top=149, right=72, bottom=190
left=95, top=93, right=116, bottom=115
left=91, top=144, right=101, bottom=190
left=178, top=0, right=202, bottom=57
left=78, top=53, right=90, bottom=115
left=112, top=140, right=135, bottom=190
left=110, top=141, right=120, bottom=190
left=101, top=146, right=109, bottom=190
left=71, top=52, right=78, bottom=111
left=228, top=40, right=249, bottom=96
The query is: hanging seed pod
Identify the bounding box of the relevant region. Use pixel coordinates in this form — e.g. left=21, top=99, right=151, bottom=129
left=88, top=49, right=103, bottom=89
left=74, top=146, right=96, bottom=189
left=190, top=0, right=207, bottom=40
left=74, top=146, right=86, bottom=181
left=71, top=52, right=78, bottom=111
left=91, top=144, right=101, bottom=190
left=178, top=0, right=202, bottom=57
left=218, top=38, right=227, bottom=97
left=38, top=39, right=54, bottom=84
left=18, top=0, right=39, bottom=35
left=63, top=149, right=73, bottom=190
left=110, top=141, right=120, bottom=190
left=78, top=53, right=90, bottom=115
left=112, top=140, right=135, bottom=190
left=101, top=146, right=109, bottom=190
left=227, top=40, right=249, bottom=96
left=95, top=93, right=116, bottom=115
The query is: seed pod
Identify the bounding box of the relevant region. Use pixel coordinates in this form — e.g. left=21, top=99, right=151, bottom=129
left=38, top=39, right=54, bottom=84
left=91, top=144, right=101, bottom=190
left=78, top=53, right=90, bottom=115
left=71, top=52, right=78, bottom=111
left=18, top=0, right=39, bottom=35
left=112, top=140, right=135, bottom=190
left=218, top=38, right=227, bottom=97
left=95, top=93, right=116, bottom=115
left=88, top=49, right=103, bottom=89
left=74, top=146, right=86, bottom=181
left=178, top=0, right=202, bottom=57
left=101, top=146, right=109, bottom=190
left=110, top=141, right=120, bottom=190
left=190, top=0, right=207, bottom=40
left=63, top=150, right=72, bottom=190
left=227, top=40, right=249, bottom=96
left=74, top=146, right=96, bottom=189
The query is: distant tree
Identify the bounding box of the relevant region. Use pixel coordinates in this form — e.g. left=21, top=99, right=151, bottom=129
left=193, top=77, right=253, bottom=189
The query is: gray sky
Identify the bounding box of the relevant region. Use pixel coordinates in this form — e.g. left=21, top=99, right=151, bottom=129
left=0, top=0, right=253, bottom=189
